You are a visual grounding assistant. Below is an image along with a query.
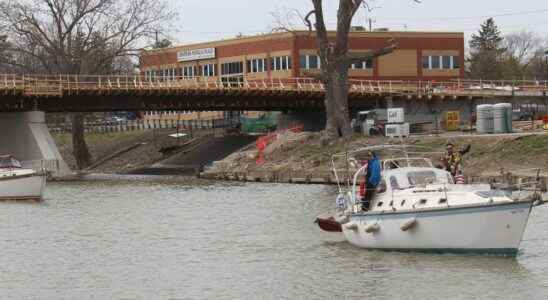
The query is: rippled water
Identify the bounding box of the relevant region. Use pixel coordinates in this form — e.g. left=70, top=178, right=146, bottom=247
left=1, top=179, right=548, bottom=299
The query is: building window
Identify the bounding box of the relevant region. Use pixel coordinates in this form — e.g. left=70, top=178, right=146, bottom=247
left=246, top=58, right=267, bottom=73
left=442, top=56, right=451, bottom=69
left=299, top=54, right=320, bottom=69
left=221, top=61, right=244, bottom=75
left=155, top=68, right=176, bottom=81
left=182, top=65, right=195, bottom=78
left=169, top=68, right=176, bottom=80
left=145, top=70, right=153, bottom=81
left=308, top=55, right=318, bottom=69
left=422, top=56, right=430, bottom=69
left=452, top=56, right=460, bottom=69
left=300, top=55, right=307, bottom=69
left=431, top=56, right=440, bottom=69
left=271, top=56, right=292, bottom=71
left=201, top=63, right=216, bottom=77
left=350, top=58, right=373, bottom=70
left=422, top=55, right=460, bottom=70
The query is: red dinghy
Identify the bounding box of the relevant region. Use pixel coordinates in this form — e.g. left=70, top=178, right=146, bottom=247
left=315, top=216, right=342, bottom=232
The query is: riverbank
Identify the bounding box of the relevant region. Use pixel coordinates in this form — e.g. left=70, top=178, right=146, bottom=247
left=51, top=128, right=548, bottom=186
left=52, top=129, right=217, bottom=174
left=201, top=131, right=548, bottom=185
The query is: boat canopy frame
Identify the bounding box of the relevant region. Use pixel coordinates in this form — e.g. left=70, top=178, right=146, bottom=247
left=330, top=145, right=444, bottom=193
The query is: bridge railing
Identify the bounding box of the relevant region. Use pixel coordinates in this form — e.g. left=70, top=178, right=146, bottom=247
left=2, top=74, right=548, bottom=97
left=0, top=74, right=23, bottom=89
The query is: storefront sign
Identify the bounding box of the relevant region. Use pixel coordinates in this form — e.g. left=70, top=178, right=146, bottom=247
left=177, top=48, right=216, bottom=62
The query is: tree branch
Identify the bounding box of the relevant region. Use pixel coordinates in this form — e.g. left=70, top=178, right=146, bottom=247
left=344, top=40, right=398, bottom=65
left=303, top=10, right=315, bottom=32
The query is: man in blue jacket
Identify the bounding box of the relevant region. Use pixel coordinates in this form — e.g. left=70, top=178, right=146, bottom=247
left=363, top=151, right=381, bottom=211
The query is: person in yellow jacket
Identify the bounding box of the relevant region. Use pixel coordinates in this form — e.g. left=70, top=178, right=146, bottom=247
left=442, top=142, right=470, bottom=177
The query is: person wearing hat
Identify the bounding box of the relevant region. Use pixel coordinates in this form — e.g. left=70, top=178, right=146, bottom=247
left=443, top=142, right=470, bottom=178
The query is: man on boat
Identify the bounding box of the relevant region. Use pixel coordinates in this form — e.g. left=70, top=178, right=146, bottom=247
left=362, top=151, right=381, bottom=211
left=443, top=142, right=470, bottom=178
left=443, top=142, right=461, bottom=177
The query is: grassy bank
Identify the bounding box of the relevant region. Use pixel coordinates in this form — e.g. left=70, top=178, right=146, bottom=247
left=203, top=132, right=548, bottom=181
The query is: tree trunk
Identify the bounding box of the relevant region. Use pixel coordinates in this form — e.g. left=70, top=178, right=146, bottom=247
left=71, top=113, right=92, bottom=169
left=323, top=65, right=353, bottom=140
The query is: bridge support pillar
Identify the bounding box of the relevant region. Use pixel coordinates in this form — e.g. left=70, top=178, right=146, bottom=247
left=0, top=111, right=71, bottom=177
left=385, top=96, right=394, bottom=108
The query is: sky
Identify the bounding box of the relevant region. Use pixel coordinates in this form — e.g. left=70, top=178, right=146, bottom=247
left=166, top=0, right=548, bottom=47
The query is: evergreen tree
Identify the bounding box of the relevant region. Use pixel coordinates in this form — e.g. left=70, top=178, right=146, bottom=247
left=468, top=18, right=506, bottom=79
left=153, top=39, right=173, bottom=49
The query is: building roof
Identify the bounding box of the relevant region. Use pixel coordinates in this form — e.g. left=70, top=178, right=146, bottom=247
left=142, top=30, right=464, bottom=55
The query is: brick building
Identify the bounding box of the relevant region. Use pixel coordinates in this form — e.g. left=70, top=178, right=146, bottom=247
left=140, top=30, right=464, bottom=120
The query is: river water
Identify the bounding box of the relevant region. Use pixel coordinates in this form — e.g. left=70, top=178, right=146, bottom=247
left=1, top=179, right=548, bottom=299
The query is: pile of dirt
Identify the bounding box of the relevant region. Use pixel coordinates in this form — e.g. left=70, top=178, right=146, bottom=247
left=206, top=132, right=548, bottom=178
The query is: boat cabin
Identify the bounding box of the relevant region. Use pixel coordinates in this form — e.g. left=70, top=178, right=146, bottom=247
left=365, top=163, right=490, bottom=213
left=360, top=157, right=470, bottom=212
left=378, top=167, right=454, bottom=193
left=0, top=155, right=22, bottom=169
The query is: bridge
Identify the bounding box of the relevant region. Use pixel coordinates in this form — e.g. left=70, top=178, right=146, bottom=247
left=1, top=74, right=548, bottom=112
left=1, top=74, right=547, bottom=178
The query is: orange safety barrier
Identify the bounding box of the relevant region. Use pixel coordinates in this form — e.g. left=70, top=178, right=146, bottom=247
left=255, top=124, right=304, bottom=165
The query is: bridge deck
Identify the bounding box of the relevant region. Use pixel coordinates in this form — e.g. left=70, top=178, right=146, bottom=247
left=1, top=74, right=547, bottom=112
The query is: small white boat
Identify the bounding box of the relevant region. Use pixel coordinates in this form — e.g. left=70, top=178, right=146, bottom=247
left=0, top=155, right=47, bottom=201
left=319, top=145, right=545, bottom=256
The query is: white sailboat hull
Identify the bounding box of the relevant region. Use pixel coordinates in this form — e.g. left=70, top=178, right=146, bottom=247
left=342, top=201, right=533, bottom=255
left=0, top=173, right=46, bottom=201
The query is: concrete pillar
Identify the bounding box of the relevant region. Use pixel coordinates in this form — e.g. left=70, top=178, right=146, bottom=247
left=385, top=96, right=394, bottom=108
left=0, top=111, right=71, bottom=177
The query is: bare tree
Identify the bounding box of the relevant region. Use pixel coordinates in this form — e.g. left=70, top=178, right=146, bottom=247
left=504, top=31, right=541, bottom=66
left=304, top=0, right=398, bottom=141
left=528, top=39, right=548, bottom=80
left=0, top=35, right=8, bottom=70
left=0, top=0, right=176, bottom=169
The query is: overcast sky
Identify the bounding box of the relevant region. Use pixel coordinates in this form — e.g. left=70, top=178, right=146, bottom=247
left=167, top=0, right=548, bottom=46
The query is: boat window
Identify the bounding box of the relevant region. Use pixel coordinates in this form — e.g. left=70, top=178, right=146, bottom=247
left=0, top=157, right=21, bottom=168
left=376, top=179, right=387, bottom=193
left=407, top=171, right=437, bottom=186
left=387, top=161, right=400, bottom=169
left=390, top=176, right=401, bottom=190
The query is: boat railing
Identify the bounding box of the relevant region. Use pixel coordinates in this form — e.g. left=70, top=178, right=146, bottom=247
left=21, top=159, right=60, bottom=175
left=491, top=168, right=544, bottom=201
left=350, top=163, right=370, bottom=210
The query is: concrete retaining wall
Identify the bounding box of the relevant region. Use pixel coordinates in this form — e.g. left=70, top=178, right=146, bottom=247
left=0, top=111, right=71, bottom=177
